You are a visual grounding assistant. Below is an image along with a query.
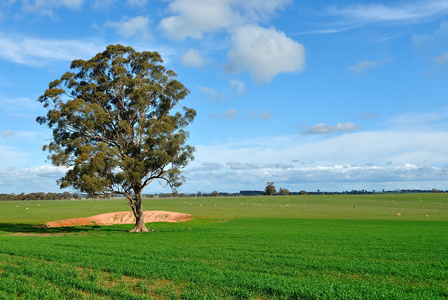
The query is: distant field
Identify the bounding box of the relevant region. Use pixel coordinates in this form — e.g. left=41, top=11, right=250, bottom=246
left=1, top=193, right=447, bottom=224
left=0, top=194, right=447, bottom=299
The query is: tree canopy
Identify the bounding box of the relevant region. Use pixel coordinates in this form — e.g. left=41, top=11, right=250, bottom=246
left=265, top=182, right=276, bottom=195
left=37, top=44, right=196, bottom=232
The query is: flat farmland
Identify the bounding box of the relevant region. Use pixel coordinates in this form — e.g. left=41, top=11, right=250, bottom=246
left=0, top=194, right=447, bottom=299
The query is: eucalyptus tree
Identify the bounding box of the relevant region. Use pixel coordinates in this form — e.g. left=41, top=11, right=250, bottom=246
left=265, top=182, right=276, bottom=195
left=37, top=44, right=196, bottom=232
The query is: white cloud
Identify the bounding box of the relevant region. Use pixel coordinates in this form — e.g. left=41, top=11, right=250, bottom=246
left=0, top=33, right=104, bottom=66
left=433, top=52, right=448, bottom=65
left=22, top=0, right=85, bottom=16
left=180, top=49, right=209, bottom=68
left=363, top=112, right=378, bottom=119
left=211, top=109, right=240, bottom=120
left=328, top=1, right=448, bottom=25
left=0, top=165, right=69, bottom=194
left=93, top=0, right=117, bottom=9
left=389, top=110, right=448, bottom=127
left=126, top=0, right=147, bottom=7
left=412, top=21, right=448, bottom=53
left=302, top=123, right=361, bottom=135
left=0, top=130, right=14, bottom=138
left=225, top=25, right=306, bottom=83
left=0, top=145, right=31, bottom=168
left=198, top=86, right=226, bottom=102
left=349, top=58, right=391, bottom=74
left=159, top=0, right=291, bottom=40
left=105, top=16, right=151, bottom=39
left=261, top=111, right=273, bottom=119
left=229, top=80, right=245, bottom=94
left=180, top=129, right=448, bottom=192
left=159, top=0, right=239, bottom=40
left=223, top=108, right=240, bottom=120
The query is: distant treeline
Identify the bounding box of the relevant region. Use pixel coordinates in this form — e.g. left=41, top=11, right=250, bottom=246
left=0, top=188, right=444, bottom=201
left=0, top=192, right=79, bottom=201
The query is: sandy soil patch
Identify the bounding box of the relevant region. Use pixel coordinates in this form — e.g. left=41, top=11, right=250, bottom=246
left=45, top=211, right=191, bottom=227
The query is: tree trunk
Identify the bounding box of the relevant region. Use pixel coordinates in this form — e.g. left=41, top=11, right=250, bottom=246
left=128, top=192, right=153, bottom=232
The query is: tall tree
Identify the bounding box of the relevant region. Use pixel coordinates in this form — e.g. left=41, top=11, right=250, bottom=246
left=37, top=44, right=196, bottom=232
left=265, top=182, right=276, bottom=195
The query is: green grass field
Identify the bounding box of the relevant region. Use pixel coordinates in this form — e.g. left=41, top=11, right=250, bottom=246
left=0, top=194, right=447, bottom=299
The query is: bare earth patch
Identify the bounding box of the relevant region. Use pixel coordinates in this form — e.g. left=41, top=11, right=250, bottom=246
left=45, top=211, right=191, bottom=227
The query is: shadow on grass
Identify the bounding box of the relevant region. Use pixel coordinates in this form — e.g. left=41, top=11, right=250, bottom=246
left=0, top=223, right=125, bottom=235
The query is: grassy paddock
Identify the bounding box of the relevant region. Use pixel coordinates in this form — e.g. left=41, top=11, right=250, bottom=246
left=0, top=194, right=447, bottom=299
left=1, top=193, right=447, bottom=224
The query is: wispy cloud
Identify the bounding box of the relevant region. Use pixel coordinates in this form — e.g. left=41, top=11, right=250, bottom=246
left=433, top=52, right=448, bottom=65
left=0, top=33, right=104, bottom=66
left=349, top=58, right=391, bottom=74
left=389, top=110, right=448, bottom=127
left=126, top=0, right=148, bottom=7
left=229, top=80, right=245, bottom=94
left=0, top=130, right=14, bottom=138
left=302, top=123, right=361, bottom=135
left=21, top=0, right=85, bottom=17
left=105, top=16, right=151, bottom=39
left=198, top=86, right=226, bottom=102
left=327, top=1, right=448, bottom=25
left=181, top=49, right=210, bottom=68
left=412, top=20, right=448, bottom=53
left=179, top=128, right=448, bottom=192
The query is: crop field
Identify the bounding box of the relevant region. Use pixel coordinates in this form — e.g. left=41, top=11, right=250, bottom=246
left=0, top=193, right=447, bottom=299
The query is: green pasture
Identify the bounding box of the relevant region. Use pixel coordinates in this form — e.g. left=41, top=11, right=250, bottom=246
left=0, top=194, right=447, bottom=299
left=1, top=193, right=447, bottom=224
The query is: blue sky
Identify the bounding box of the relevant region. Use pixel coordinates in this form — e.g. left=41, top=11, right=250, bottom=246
left=1, top=0, right=448, bottom=194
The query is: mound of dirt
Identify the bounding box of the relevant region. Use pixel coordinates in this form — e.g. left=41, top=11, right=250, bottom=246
left=45, top=211, right=191, bottom=227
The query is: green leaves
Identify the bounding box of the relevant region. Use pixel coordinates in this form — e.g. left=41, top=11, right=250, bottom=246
left=37, top=44, right=196, bottom=197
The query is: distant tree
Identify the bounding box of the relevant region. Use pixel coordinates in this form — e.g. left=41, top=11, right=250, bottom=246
left=73, top=193, right=80, bottom=199
left=299, top=190, right=307, bottom=195
left=278, top=188, right=290, bottom=195
left=37, top=45, right=196, bottom=232
left=61, top=191, right=73, bottom=200
left=265, top=182, right=276, bottom=195
left=432, top=188, right=440, bottom=193
left=197, top=191, right=202, bottom=197
left=211, top=191, right=219, bottom=197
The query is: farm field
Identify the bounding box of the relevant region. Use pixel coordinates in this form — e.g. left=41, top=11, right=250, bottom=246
left=0, top=193, right=447, bottom=299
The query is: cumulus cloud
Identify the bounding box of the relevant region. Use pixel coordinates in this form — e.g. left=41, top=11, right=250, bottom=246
left=0, top=34, right=103, bottom=66
left=302, top=123, right=361, bottom=135
left=180, top=49, right=209, bottom=68
left=159, top=0, right=239, bottom=40
left=105, top=16, right=151, bottom=39
left=0, top=165, right=69, bottom=193
left=225, top=25, right=306, bottom=83
left=159, top=0, right=291, bottom=40
left=349, top=58, right=391, bottom=74
left=179, top=129, right=448, bottom=192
